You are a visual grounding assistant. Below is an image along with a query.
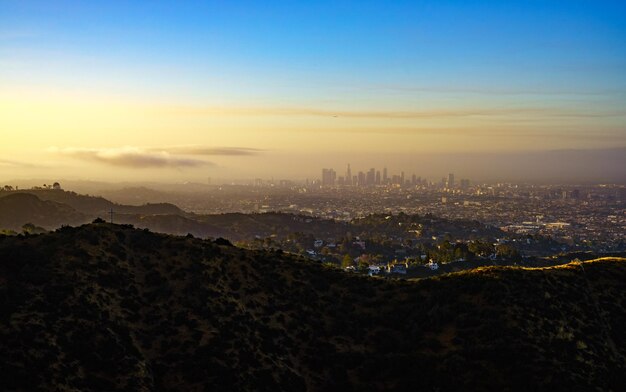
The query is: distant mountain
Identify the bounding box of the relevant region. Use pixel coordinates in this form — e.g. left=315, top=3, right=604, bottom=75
left=98, top=186, right=174, bottom=205
left=0, top=189, right=185, bottom=216
left=0, top=189, right=114, bottom=214
left=0, top=190, right=502, bottom=243
left=1, top=223, right=624, bottom=391
left=0, top=193, right=87, bottom=230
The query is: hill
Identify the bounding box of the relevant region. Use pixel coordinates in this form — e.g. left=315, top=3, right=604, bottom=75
left=0, top=190, right=500, bottom=243
left=0, top=224, right=624, bottom=391
left=0, top=193, right=87, bottom=230
left=0, top=190, right=185, bottom=216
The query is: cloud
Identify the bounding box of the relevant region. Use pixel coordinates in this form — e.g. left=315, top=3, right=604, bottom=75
left=167, top=105, right=626, bottom=120
left=0, top=159, right=40, bottom=168
left=152, top=146, right=264, bottom=156
left=50, top=146, right=214, bottom=169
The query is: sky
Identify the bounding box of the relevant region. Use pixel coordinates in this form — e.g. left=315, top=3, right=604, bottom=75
left=1, top=0, right=625, bottom=183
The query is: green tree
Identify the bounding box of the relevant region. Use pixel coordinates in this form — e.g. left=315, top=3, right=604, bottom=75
left=496, top=244, right=520, bottom=259
left=22, top=223, right=47, bottom=235
left=341, top=254, right=353, bottom=269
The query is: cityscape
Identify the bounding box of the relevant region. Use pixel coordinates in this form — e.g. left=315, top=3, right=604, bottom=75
left=1, top=1, right=625, bottom=391
left=320, top=164, right=469, bottom=189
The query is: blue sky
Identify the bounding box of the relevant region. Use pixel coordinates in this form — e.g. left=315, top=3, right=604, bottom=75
left=3, top=0, right=625, bottom=99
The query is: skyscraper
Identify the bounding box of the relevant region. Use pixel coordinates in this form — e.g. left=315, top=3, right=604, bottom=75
left=367, top=168, right=375, bottom=186
left=448, top=173, right=455, bottom=188
left=383, top=167, right=388, bottom=184
left=345, top=164, right=352, bottom=186
left=322, top=168, right=337, bottom=186
left=358, top=171, right=366, bottom=186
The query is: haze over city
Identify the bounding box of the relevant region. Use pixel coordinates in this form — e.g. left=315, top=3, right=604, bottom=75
left=2, top=1, right=625, bottom=183
left=2, top=2, right=626, bottom=391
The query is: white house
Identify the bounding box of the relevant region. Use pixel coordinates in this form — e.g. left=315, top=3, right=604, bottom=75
left=426, top=260, right=439, bottom=270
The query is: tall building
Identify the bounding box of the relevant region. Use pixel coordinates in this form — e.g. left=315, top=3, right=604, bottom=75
left=345, top=164, right=352, bottom=185
left=367, top=168, right=375, bottom=186
left=322, top=168, right=336, bottom=186
left=375, top=170, right=381, bottom=185
left=448, top=173, right=455, bottom=188
left=358, top=171, right=366, bottom=186
left=383, top=167, right=388, bottom=184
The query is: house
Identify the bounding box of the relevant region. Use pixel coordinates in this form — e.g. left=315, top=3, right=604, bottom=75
left=389, top=264, right=407, bottom=274
left=426, top=260, right=439, bottom=270
left=368, top=265, right=381, bottom=276
left=354, top=240, right=366, bottom=250
left=313, top=240, right=324, bottom=248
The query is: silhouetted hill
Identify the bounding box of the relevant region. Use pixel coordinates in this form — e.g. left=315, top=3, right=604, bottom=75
left=99, top=186, right=173, bottom=205
left=0, top=191, right=502, bottom=244
left=0, top=190, right=185, bottom=216
left=1, top=224, right=624, bottom=391
left=0, top=193, right=86, bottom=230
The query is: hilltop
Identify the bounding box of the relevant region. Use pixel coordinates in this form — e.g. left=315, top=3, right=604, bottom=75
left=0, top=193, right=87, bottom=230
left=0, top=223, right=624, bottom=391
left=0, top=189, right=184, bottom=216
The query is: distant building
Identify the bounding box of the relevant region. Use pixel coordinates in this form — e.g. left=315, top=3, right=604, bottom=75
left=52, top=182, right=62, bottom=190
left=367, top=168, right=375, bottom=186
left=322, top=168, right=336, bottom=186
left=358, top=171, right=366, bottom=186
left=368, top=265, right=381, bottom=276
left=448, top=173, right=455, bottom=188
left=426, top=260, right=439, bottom=270
left=388, top=264, right=407, bottom=274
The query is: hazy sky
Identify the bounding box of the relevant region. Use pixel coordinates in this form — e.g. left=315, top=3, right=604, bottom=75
left=1, top=1, right=625, bottom=182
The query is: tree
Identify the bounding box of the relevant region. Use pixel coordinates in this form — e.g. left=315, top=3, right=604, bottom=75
left=341, top=254, right=353, bottom=269
left=22, top=223, right=47, bottom=235
left=496, top=244, right=520, bottom=259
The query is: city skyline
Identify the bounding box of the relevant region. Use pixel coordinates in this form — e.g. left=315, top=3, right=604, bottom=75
left=321, top=165, right=468, bottom=188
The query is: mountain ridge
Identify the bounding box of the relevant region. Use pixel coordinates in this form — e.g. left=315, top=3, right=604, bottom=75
left=1, top=223, right=625, bottom=391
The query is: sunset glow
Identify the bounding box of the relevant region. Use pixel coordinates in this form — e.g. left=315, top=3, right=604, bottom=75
left=1, top=1, right=625, bottom=182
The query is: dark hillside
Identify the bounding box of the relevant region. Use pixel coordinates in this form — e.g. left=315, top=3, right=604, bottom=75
left=0, top=190, right=184, bottom=216
left=0, top=224, right=624, bottom=391
left=0, top=193, right=87, bottom=230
